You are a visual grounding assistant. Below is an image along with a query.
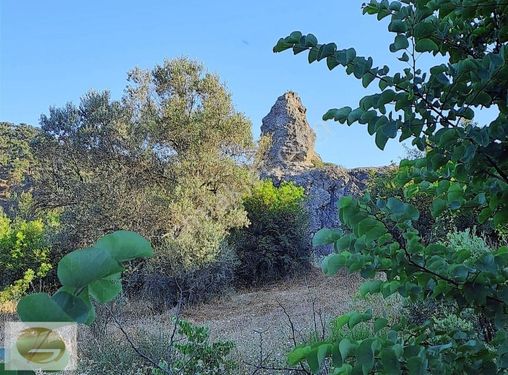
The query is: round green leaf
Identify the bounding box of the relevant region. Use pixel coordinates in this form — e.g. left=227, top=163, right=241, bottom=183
left=52, top=290, right=90, bottom=324
left=95, top=230, right=153, bottom=262
left=57, top=247, right=124, bottom=289
left=88, top=272, right=122, bottom=303
left=415, top=38, right=438, bottom=52
left=381, top=347, right=401, bottom=374
left=358, top=339, right=374, bottom=375
left=17, top=293, right=74, bottom=322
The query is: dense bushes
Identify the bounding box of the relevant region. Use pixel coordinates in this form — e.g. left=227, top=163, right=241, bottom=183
left=141, top=180, right=312, bottom=304
left=230, top=180, right=311, bottom=286
left=141, top=243, right=238, bottom=307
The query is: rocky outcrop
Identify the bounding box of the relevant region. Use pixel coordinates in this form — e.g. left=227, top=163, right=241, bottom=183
left=260, top=92, right=322, bottom=178
left=259, top=92, right=376, bottom=254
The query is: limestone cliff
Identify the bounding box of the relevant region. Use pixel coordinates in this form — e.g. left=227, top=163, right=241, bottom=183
left=259, top=92, right=376, bottom=253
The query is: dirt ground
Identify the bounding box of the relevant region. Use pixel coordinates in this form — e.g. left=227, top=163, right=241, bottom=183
left=112, top=268, right=366, bottom=373
left=1, top=268, right=391, bottom=374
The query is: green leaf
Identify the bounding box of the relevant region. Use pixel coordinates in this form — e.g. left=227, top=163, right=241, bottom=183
left=347, top=108, right=364, bottom=125
left=415, top=38, right=438, bottom=52
left=336, top=234, right=356, bottom=251
left=317, top=344, right=332, bottom=368
left=375, top=130, right=389, bottom=150
left=52, top=290, right=90, bottom=323
left=305, top=348, right=320, bottom=373
left=388, top=20, right=408, bottom=33
left=393, top=35, right=409, bottom=51
left=398, top=52, right=409, bottom=62
left=407, top=356, right=425, bottom=375
left=312, top=228, right=343, bottom=246
left=374, top=318, right=388, bottom=333
left=287, top=31, right=302, bottom=43
left=322, top=107, right=352, bottom=123
left=327, top=55, right=340, bottom=70
left=88, top=272, right=122, bottom=303
left=431, top=198, right=447, bottom=218
left=357, top=339, right=374, bottom=375
left=348, top=310, right=372, bottom=329
left=386, top=197, right=419, bottom=221
left=304, top=33, right=318, bottom=47
left=359, top=280, right=382, bottom=297
left=357, top=217, right=386, bottom=241
left=308, top=47, right=319, bottom=63
left=378, top=90, right=396, bottom=106
left=447, top=184, right=464, bottom=209
left=57, top=247, right=124, bottom=289
left=273, top=38, right=292, bottom=53
left=322, top=252, right=350, bottom=275
left=381, top=347, right=401, bottom=374
left=95, top=230, right=153, bottom=262
left=334, top=314, right=351, bottom=331
left=288, top=345, right=311, bottom=365
left=17, top=293, right=74, bottom=322
left=322, top=43, right=337, bottom=58
left=345, top=48, right=356, bottom=64
left=414, top=22, right=435, bottom=38
left=362, top=72, right=376, bottom=88
left=339, top=338, right=357, bottom=360
left=494, top=207, right=508, bottom=227
left=450, top=264, right=471, bottom=282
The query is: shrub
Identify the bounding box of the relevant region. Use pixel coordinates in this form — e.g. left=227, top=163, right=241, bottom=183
left=0, top=210, right=54, bottom=302
left=444, top=228, right=492, bottom=264
left=230, top=180, right=311, bottom=286
left=153, top=319, right=236, bottom=375
left=140, top=243, right=238, bottom=308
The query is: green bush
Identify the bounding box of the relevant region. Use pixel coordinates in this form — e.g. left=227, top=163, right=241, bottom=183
left=230, top=180, right=311, bottom=286
left=80, top=318, right=236, bottom=375
left=153, top=319, right=236, bottom=375
left=444, top=228, right=492, bottom=264
left=0, top=210, right=55, bottom=302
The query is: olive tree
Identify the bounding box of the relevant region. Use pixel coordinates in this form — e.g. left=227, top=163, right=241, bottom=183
left=34, top=58, right=253, bottom=271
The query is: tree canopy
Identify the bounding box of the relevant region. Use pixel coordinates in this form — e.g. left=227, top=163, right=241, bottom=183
left=33, top=58, right=254, bottom=269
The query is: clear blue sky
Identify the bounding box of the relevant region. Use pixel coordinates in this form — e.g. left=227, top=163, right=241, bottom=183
left=1, top=1, right=414, bottom=167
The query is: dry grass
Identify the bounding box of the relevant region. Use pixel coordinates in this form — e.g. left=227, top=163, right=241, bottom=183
left=114, top=268, right=366, bottom=373
left=0, top=268, right=400, bottom=374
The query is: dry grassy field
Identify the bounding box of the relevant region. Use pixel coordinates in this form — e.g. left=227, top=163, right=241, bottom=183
left=0, top=268, right=400, bottom=374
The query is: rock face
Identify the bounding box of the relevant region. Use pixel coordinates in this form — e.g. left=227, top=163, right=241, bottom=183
left=259, top=92, right=374, bottom=253
left=260, top=92, right=322, bottom=178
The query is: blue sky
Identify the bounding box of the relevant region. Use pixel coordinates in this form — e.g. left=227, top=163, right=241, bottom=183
left=1, top=1, right=420, bottom=167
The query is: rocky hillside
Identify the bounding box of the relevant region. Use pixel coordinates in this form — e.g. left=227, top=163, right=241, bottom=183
left=259, top=92, right=378, bottom=252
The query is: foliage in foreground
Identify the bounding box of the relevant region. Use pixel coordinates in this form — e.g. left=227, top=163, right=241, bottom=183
left=78, top=316, right=236, bottom=375
left=276, top=0, right=508, bottom=373
left=152, top=319, right=236, bottom=375
left=230, top=180, right=311, bottom=285
left=15, top=230, right=153, bottom=325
